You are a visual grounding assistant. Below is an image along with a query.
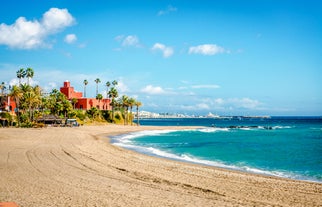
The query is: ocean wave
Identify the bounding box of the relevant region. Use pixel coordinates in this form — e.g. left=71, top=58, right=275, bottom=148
left=197, top=125, right=294, bottom=133
left=198, top=127, right=230, bottom=133
left=112, top=130, right=178, bottom=143
left=272, top=126, right=293, bottom=130
left=113, top=142, right=322, bottom=183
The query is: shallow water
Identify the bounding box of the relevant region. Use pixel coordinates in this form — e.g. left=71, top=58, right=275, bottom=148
left=112, top=117, right=322, bottom=182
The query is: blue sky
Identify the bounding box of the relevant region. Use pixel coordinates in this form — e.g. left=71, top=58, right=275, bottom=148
left=0, top=0, right=321, bottom=116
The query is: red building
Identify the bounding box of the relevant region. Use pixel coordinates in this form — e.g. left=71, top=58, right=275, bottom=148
left=1, top=96, right=16, bottom=113
left=60, top=81, right=111, bottom=110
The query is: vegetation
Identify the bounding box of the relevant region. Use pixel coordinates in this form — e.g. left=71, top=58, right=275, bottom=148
left=83, top=79, right=88, bottom=97
left=0, top=68, right=142, bottom=127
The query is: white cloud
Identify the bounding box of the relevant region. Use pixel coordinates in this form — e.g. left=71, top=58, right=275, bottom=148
left=191, top=84, right=220, bottom=89
left=141, top=85, right=166, bottom=95
left=189, top=44, right=225, bottom=55
left=122, top=35, right=140, bottom=47
left=116, top=80, right=129, bottom=93
left=158, top=5, right=177, bottom=16
left=114, top=35, right=141, bottom=49
left=9, top=77, right=38, bottom=86
left=228, top=98, right=262, bottom=109
left=0, top=8, right=75, bottom=49
left=9, top=78, right=19, bottom=86
left=210, top=97, right=262, bottom=110
left=214, top=98, right=224, bottom=105
left=180, top=103, right=210, bottom=111
left=196, top=103, right=210, bottom=110
left=151, top=43, right=174, bottom=58
left=114, top=35, right=124, bottom=42
left=64, top=34, right=77, bottom=44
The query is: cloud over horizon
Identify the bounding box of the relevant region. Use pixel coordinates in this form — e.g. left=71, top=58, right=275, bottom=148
left=0, top=8, right=75, bottom=49
left=191, top=84, right=221, bottom=89
left=141, top=85, right=166, bottom=95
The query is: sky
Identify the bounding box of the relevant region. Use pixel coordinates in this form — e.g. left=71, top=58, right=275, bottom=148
left=0, top=0, right=321, bottom=116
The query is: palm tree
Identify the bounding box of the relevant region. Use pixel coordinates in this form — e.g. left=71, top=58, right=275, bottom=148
left=9, top=85, right=23, bottom=126
left=128, top=97, right=136, bottom=125
left=24, top=91, right=36, bottom=122
left=105, top=81, right=111, bottom=99
left=71, top=98, right=78, bottom=109
left=112, top=80, right=118, bottom=86
left=16, top=68, right=25, bottom=85
left=121, top=95, right=129, bottom=125
left=32, top=85, right=42, bottom=120
left=20, top=83, right=32, bottom=93
left=108, top=87, right=118, bottom=122
left=0, top=82, right=6, bottom=95
left=87, top=107, right=99, bottom=120
left=83, top=79, right=88, bottom=97
left=96, top=93, right=103, bottom=109
left=135, top=101, right=142, bottom=126
left=94, top=78, right=101, bottom=96
left=25, top=67, right=34, bottom=85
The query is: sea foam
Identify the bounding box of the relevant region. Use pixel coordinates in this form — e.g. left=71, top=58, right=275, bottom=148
left=112, top=127, right=322, bottom=183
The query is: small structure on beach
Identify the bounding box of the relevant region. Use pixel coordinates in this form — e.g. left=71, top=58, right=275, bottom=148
left=65, top=118, right=79, bottom=127
left=36, top=115, right=63, bottom=126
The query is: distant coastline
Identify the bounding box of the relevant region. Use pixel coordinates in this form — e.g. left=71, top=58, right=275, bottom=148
left=137, top=111, right=322, bottom=120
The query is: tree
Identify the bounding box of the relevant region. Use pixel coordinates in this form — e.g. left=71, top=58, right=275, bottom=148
left=94, top=78, right=101, bottom=96
left=20, top=83, right=32, bottom=93
left=105, top=81, right=110, bottom=99
left=87, top=107, right=100, bottom=120
left=23, top=91, right=36, bottom=122
left=0, top=82, right=6, bottom=95
left=47, top=89, right=72, bottom=117
left=25, top=67, right=34, bottom=85
left=108, top=87, right=118, bottom=122
left=9, top=85, right=23, bottom=126
left=112, top=80, right=118, bottom=87
left=83, top=79, right=88, bottom=97
left=121, top=95, right=129, bottom=125
left=135, top=101, right=142, bottom=126
left=16, top=68, right=25, bottom=85
left=96, top=93, right=103, bottom=109
left=128, top=97, right=136, bottom=125
left=71, top=98, right=78, bottom=109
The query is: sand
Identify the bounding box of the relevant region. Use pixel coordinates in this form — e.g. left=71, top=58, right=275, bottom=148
left=0, top=125, right=321, bottom=207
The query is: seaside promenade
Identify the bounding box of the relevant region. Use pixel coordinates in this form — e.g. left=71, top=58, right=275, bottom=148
left=0, top=125, right=321, bottom=206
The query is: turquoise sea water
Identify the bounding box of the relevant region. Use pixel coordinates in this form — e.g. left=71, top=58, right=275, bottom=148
left=111, top=117, right=322, bottom=182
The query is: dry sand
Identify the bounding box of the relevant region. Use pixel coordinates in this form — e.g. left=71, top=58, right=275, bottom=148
left=0, top=125, right=321, bottom=207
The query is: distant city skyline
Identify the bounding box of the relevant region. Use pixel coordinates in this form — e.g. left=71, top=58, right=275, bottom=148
left=1, top=0, right=321, bottom=116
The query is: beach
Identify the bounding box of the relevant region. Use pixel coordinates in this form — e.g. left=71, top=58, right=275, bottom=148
left=0, top=126, right=321, bottom=207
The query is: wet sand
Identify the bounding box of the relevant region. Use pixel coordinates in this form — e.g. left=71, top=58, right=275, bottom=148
left=0, top=125, right=321, bottom=206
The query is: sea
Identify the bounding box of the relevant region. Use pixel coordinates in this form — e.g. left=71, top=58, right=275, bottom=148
left=110, top=116, right=322, bottom=183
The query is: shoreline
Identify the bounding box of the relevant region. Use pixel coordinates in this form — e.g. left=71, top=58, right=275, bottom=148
left=1, top=125, right=321, bottom=206
left=110, top=128, right=322, bottom=184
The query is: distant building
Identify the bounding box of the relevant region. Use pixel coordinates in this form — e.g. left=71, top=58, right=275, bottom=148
left=60, top=81, right=111, bottom=110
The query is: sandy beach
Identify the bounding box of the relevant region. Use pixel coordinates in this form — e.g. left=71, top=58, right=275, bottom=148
left=0, top=125, right=321, bottom=207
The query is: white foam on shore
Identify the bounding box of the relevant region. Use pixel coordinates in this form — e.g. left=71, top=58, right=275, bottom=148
left=112, top=128, right=321, bottom=183
left=114, top=141, right=321, bottom=182
left=112, top=130, right=178, bottom=143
